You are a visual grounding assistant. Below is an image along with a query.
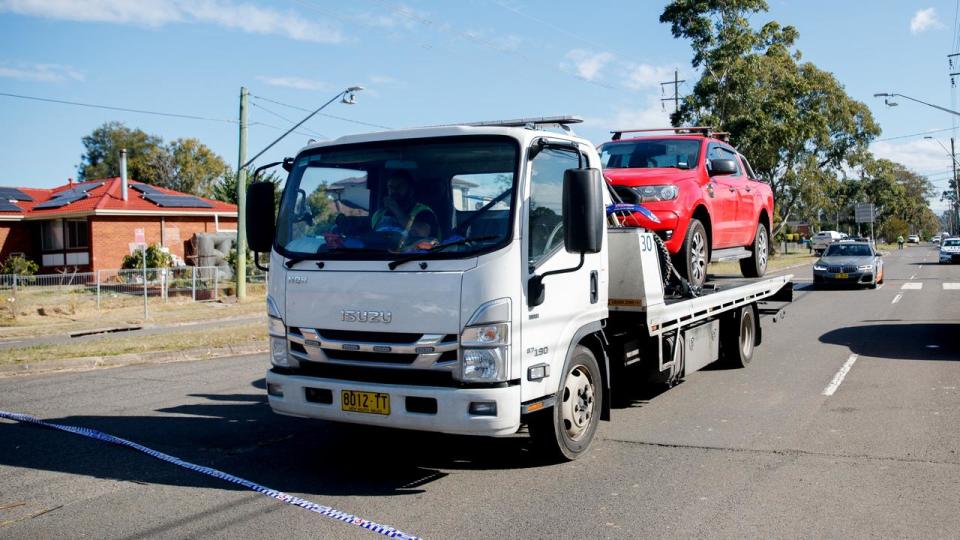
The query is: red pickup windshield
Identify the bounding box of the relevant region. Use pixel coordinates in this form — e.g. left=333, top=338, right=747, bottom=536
left=600, top=139, right=701, bottom=170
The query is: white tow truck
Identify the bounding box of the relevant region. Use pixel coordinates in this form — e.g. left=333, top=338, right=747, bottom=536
left=245, top=116, right=793, bottom=460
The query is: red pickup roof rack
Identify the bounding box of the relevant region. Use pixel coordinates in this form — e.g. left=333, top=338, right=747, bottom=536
left=610, top=126, right=728, bottom=142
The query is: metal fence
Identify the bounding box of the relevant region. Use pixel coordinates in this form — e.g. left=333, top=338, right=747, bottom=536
left=0, top=267, right=266, bottom=320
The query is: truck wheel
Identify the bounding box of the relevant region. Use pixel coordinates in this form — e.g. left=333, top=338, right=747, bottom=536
left=739, top=222, right=768, bottom=278
left=720, top=305, right=756, bottom=368
left=529, top=345, right=602, bottom=461
left=676, top=219, right=708, bottom=288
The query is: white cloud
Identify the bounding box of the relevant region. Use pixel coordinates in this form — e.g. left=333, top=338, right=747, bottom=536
left=0, top=62, right=83, bottom=82
left=0, top=0, right=344, bottom=43
left=257, top=76, right=327, bottom=91
left=910, top=8, right=943, bottom=34
left=583, top=97, right=674, bottom=137
left=565, top=49, right=615, bottom=82
left=623, top=63, right=678, bottom=90
left=368, top=75, right=400, bottom=85
left=870, top=139, right=953, bottom=174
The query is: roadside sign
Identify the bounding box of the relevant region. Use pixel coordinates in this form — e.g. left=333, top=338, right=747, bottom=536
left=855, top=203, right=875, bottom=224
left=134, top=228, right=145, bottom=243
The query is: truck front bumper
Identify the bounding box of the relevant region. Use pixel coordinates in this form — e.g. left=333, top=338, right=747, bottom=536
left=265, top=369, right=522, bottom=436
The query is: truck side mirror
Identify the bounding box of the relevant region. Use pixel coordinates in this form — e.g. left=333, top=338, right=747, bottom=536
left=246, top=181, right=276, bottom=253
left=708, top=159, right=737, bottom=177
left=563, top=168, right=603, bottom=254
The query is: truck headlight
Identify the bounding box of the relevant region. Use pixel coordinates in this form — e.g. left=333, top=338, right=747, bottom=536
left=462, top=347, right=508, bottom=381
left=460, top=323, right=509, bottom=382
left=270, top=336, right=292, bottom=367
left=267, top=296, right=292, bottom=367
left=631, top=184, right=679, bottom=202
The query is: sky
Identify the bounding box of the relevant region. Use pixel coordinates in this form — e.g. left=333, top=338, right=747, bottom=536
left=1, top=0, right=959, bottom=213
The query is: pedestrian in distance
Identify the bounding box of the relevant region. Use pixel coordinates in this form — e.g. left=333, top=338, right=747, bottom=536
left=897, top=235, right=904, bottom=250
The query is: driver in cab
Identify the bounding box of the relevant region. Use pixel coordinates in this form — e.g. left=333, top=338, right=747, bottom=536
left=370, top=170, right=439, bottom=250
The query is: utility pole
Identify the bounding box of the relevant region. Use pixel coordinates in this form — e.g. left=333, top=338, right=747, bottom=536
left=953, top=137, right=959, bottom=235
left=236, top=87, right=248, bottom=301
left=660, top=69, right=685, bottom=113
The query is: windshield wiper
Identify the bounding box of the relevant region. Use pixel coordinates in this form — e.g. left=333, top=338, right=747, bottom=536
left=284, top=246, right=383, bottom=268
left=388, top=235, right=499, bottom=270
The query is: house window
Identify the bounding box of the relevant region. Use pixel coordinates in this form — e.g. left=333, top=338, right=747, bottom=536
left=41, top=219, right=88, bottom=251
left=41, top=220, right=64, bottom=251
left=66, top=220, right=88, bottom=249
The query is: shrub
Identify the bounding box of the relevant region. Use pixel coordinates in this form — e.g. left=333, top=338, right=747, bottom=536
left=1, top=255, right=39, bottom=276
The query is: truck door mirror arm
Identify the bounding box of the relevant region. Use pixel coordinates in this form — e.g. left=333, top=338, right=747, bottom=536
left=528, top=253, right=584, bottom=307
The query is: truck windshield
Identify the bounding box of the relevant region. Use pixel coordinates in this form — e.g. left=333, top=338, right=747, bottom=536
left=276, top=136, right=518, bottom=260
left=600, top=139, right=701, bottom=169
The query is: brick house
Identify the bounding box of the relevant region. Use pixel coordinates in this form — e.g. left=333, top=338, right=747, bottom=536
left=0, top=178, right=237, bottom=272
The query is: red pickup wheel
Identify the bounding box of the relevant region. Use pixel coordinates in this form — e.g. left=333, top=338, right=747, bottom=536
left=676, top=218, right=708, bottom=288
left=739, top=222, right=768, bottom=278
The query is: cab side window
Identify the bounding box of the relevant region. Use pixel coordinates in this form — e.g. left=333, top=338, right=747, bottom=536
left=529, top=148, right=580, bottom=267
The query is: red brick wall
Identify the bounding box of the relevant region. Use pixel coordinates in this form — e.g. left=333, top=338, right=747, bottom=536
left=90, top=215, right=237, bottom=271
left=0, top=222, right=37, bottom=264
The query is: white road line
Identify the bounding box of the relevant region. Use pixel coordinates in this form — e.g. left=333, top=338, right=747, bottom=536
left=901, top=282, right=922, bottom=290
left=944, top=283, right=960, bottom=290
left=909, top=274, right=916, bottom=280
left=892, top=294, right=902, bottom=304
left=823, top=354, right=859, bottom=396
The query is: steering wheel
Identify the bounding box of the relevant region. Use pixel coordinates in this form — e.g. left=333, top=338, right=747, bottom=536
left=544, top=221, right=564, bottom=253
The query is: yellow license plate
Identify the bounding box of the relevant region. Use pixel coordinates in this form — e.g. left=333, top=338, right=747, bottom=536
left=835, top=273, right=849, bottom=279
left=341, top=390, right=390, bottom=415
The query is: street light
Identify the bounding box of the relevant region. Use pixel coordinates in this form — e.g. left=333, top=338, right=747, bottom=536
left=241, top=85, right=364, bottom=170
left=873, top=92, right=960, bottom=117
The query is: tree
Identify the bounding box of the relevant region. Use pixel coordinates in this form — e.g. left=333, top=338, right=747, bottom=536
left=78, top=123, right=233, bottom=198
left=79, top=122, right=164, bottom=182
left=661, top=0, right=880, bottom=235
left=151, top=138, right=232, bottom=198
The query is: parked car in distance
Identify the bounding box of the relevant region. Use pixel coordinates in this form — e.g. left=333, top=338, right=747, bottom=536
left=813, top=241, right=884, bottom=289
left=932, top=235, right=941, bottom=244
left=811, top=230, right=843, bottom=255
left=940, top=237, right=960, bottom=264
left=907, top=234, right=920, bottom=243
left=600, top=128, right=774, bottom=288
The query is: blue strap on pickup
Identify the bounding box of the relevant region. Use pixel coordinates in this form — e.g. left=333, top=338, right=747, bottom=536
left=0, top=410, right=420, bottom=540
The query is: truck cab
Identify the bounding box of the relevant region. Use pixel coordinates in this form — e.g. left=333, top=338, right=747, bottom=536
left=248, top=117, right=609, bottom=456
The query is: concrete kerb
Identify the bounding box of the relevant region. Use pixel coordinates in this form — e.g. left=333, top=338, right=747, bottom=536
left=0, top=342, right=268, bottom=378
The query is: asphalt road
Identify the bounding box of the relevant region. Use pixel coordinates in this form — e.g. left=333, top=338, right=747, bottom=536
left=1, top=245, right=958, bottom=539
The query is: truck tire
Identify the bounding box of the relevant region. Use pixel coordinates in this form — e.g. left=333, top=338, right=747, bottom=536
left=675, top=218, right=708, bottom=289
left=529, top=345, right=602, bottom=461
left=719, top=304, right=756, bottom=368
left=739, top=222, right=768, bottom=278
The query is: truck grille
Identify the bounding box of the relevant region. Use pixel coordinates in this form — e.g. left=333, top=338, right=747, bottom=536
left=286, top=327, right=458, bottom=370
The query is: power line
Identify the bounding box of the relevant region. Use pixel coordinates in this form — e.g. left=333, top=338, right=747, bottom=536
left=251, top=94, right=393, bottom=129
left=873, top=127, right=958, bottom=142
left=251, top=101, right=328, bottom=139
left=0, top=91, right=238, bottom=124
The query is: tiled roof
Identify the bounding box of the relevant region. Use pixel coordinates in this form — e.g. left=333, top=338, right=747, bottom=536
left=0, top=178, right=237, bottom=216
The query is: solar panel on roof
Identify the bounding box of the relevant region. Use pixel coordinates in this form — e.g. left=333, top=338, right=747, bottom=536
left=0, top=187, right=33, bottom=201
left=131, top=183, right=161, bottom=193
left=54, top=182, right=102, bottom=199
left=0, top=200, right=22, bottom=212
left=34, top=193, right=87, bottom=209
left=143, top=193, right=213, bottom=208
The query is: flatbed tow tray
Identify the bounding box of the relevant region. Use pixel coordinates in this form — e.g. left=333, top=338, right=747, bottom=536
left=648, top=274, right=793, bottom=336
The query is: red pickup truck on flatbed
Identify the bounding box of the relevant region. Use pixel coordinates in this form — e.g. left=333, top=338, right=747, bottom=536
left=600, top=128, right=774, bottom=287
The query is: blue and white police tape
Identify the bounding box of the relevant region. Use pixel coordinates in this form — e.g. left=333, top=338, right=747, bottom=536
left=0, top=410, right=420, bottom=540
